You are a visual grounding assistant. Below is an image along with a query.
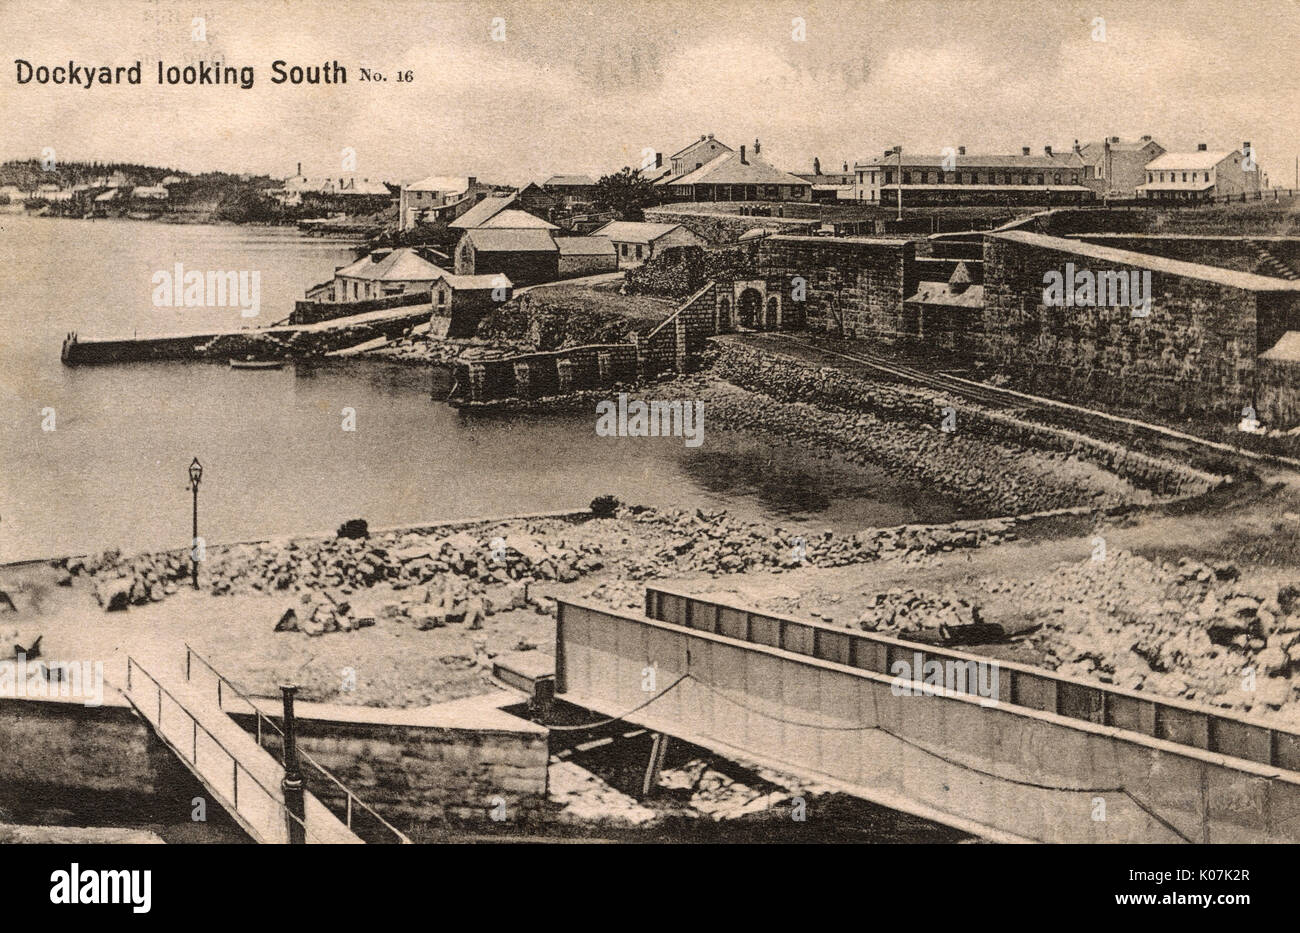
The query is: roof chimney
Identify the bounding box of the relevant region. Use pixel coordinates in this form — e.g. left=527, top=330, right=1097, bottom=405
left=739, top=145, right=747, bottom=164
left=656, top=152, right=662, bottom=168
left=1073, top=139, right=1081, bottom=154
left=958, top=146, right=966, bottom=155
left=1197, top=143, right=1207, bottom=151
left=1110, top=136, right=1120, bottom=143
left=707, top=133, right=714, bottom=140
left=1243, top=141, right=1252, bottom=153
left=296, top=162, right=301, bottom=176
left=1022, top=146, right=1030, bottom=156
left=1044, top=145, right=1053, bottom=156
left=754, top=138, right=761, bottom=155
left=1141, top=135, right=1151, bottom=141
left=842, top=161, right=848, bottom=173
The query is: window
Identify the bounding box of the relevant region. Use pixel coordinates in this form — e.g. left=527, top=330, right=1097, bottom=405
left=621, top=244, right=629, bottom=257
left=1182, top=172, right=1188, bottom=182
left=885, top=171, right=894, bottom=184
left=635, top=245, right=643, bottom=260
left=1053, top=173, right=1061, bottom=184
left=437, top=288, right=446, bottom=308
left=1071, top=173, right=1079, bottom=184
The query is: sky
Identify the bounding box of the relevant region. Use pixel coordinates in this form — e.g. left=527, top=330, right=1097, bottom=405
left=2, top=0, right=1297, bottom=187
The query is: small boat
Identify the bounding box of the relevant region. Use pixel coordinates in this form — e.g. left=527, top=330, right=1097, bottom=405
left=229, top=358, right=284, bottom=370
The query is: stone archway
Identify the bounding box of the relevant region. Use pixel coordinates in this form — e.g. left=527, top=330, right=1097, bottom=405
left=765, top=295, right=780, bottom=330
left=737, top=288, right=763, bottom=329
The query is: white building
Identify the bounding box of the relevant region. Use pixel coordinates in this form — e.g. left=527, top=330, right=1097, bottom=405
left=1138, top=143, right=1262, bottom=201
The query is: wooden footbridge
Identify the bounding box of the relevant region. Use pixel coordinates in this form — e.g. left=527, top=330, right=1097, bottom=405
left=123, top=648, right=409, bottom=844
left=548, top=586, right=1300, bottom=843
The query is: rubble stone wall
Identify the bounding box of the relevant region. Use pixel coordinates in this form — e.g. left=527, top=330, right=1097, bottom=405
left=757, top=236, right=917, bottom=341
left=980, top=234, right=1265, bottom=418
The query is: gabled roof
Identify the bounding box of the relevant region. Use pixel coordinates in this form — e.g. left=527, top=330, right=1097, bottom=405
left=542, top=175, right=596, bottom=188
left=591, top=221, right=684, bottom=244
left=433, top=272, right=512, bottom=290
left=1145, top=150, right=1236, bottom=171
left=450, top=196, right=517, bottom=229
left=1079, top=138, right=1163, bottom=159
left=666, top=151, right=811, bottom=189
left=463, top=228, right=558, bottom=252
left=405, top=175, right=471, bottom=193
left=480, top=209, right=559, bottom=230
left=556, top=236, right=615, bottom=256
left=670, top=136, right=732, bottom=159
left=336, top=248, right=447, bottom=281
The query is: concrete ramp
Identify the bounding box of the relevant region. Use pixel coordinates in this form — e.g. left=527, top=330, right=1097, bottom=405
left=124, top=658, right=361, bottom=844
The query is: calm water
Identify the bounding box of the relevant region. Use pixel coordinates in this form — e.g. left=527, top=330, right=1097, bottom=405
left=0, top=214, right=960, bottom=562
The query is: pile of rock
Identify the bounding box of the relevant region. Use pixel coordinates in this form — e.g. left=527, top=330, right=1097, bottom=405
left=626, top=505, right=1014, bottom=577
left=996, top=550, right=1300, bottom=710
left=71, top=525, right=603, bottom=614
left=375, top=577, right=533, bottom=632
left=854, top=588, right=986, bottom=640
left=54, top=549, right=191, bottom=611
left=275, top=592, right=375, bottom=636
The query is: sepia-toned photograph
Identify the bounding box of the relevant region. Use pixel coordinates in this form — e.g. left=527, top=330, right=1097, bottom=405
left=1, top=0, right=1296, bottom=903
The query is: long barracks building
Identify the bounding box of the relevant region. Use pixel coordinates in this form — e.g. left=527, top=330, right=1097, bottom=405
left=853, top=145, right=1099, bottom=207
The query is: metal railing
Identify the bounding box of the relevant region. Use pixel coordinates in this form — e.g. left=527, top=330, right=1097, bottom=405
left=184, top=644, right=411, bottom=844
left=125, top=656, right=327, bottom=844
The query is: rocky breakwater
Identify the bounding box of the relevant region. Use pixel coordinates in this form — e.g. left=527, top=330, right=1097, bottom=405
left=706, top=342, right=1219, bottom=505
left=586, top=507, right=1017, bottom=609
left=56, top=523, right=606, bottom=635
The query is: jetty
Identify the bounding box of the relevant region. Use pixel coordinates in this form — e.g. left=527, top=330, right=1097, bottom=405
left=61, top=303, right=433, bottom=365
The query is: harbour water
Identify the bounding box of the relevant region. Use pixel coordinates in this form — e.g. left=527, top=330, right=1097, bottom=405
left=0, top=214, right=960, bottom=562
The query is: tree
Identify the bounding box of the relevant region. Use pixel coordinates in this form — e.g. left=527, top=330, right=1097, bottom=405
left=594, top=166, right=657, bottom=219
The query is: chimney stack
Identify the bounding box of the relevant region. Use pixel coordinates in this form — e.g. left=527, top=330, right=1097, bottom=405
left=468, top=176, right=476, bottom=187
left=700, top=134, right=706, bottom=141
left=1110, top=136, right=1120, bottom=143
left=1073, top=139, right=1081, bottom=154
left=739, top=145, right=747, bottom=164
left=1044, top=145, right=1053, bottom=156
left=296, top=162, right=302, bottom=176
left=1243, top=141, right=1252, bottom=153
left=1197, top=143, right=1207, bottom=151
left=842, top=161, right=848, bottom=173
left=1141, top=135, right=1151, bottom=141
left=958, top=146, right=966, bottom=155
left=655, top=152, right=662, bottom=168
left=1022, top=146, right=1031, bottom=156
left=754, top=138, right=761, bottom=155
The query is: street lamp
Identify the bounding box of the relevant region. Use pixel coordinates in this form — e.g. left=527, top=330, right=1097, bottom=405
left=188, top=457, right=202, bottom=589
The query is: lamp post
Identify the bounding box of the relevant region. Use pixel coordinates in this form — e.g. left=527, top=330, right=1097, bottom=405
left=188, top=458, right=202, bottom=589
left=280, top=683, right=306, bottom=844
